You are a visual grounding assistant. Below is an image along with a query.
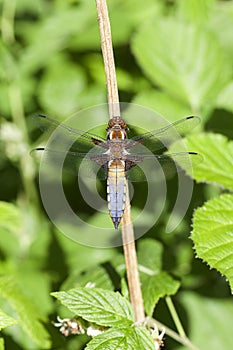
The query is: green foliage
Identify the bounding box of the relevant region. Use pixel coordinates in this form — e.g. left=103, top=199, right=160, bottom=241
left=85, top=326, right=155, bottom=350
left=186, top=132, right=233, bottom=293
left=192, top=194, right=233, bottom=291
left=0, top=276, right=51, bottom=349
left=132, top=18, right=231, bottom=115
left=217, top=81, right=233, bottom=113
left=169, top=129, right=233, bottom=296
left=138, top=239, right=180, bottom=316
left=1, top=0, right=233, bottom=349
left=52, top=287, right=156, bottom=349
left=52, top=287, right=134, bottom=327
left=37, top=54, right=87, bottom=116
left=178, top=292, right=233, bottom=349
left=61, top=265, right=114, bottom=291
left=0, top=309, right=18, bottom=330
left=0, top=201, right=22, bottom=235
left=185, top=133, right=233, bottom=190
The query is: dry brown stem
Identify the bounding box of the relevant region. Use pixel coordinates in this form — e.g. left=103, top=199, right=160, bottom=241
left=95, top=0, right=144, bottom=322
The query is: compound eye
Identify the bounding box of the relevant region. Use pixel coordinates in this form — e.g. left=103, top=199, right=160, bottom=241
left=108, top=118, right=115, bottom=128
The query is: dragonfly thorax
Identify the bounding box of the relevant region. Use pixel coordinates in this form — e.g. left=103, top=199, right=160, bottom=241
left=106, top=140, right=129, bottom=160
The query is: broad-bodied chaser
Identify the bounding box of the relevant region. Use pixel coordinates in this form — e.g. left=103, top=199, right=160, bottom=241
left=33, top=114, right=201, bottom=229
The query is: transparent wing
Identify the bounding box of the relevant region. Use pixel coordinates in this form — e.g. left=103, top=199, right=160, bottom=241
left=128, top=116, right=200, bottom=153
left=126, top=152, right=202, bottom=182
left=31, top=147, right=109, bottom=180
left=32, top=114, right=106, bottom=153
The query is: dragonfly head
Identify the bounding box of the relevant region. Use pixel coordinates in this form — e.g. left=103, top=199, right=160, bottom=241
left=107, top=116, right=129, bottom=140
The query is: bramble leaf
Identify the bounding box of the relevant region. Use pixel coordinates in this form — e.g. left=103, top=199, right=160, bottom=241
left=85, top=326, right=155, bottom=350
left=192, top=194, right=233, bottom=291
left=0, top=309, right=18, bottom=330
left=185, top=133, right=233, bottom=190
left=132, top=19, right=231, bottom=112
left=138, top=239, right=180, bottom=316
left=179, top=292, right=233, bottom=349
left=52, top=287, right=134, bottom=327
left=0, top=276, right=51, bottom=349
left=61, top=265, right=114, bottom=291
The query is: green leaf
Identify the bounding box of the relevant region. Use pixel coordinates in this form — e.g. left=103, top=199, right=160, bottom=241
left=217, top=81, right=233, bottom=113
left=0, top=276, right=51, bottom=349
left=116, top=68, right=150, bottom=93
left=84, top=53, right=148, bottom=93
left=135, top=326, right=156, bottom=349
left=132, top=18, right=231, bottom=112
left=52, top=287, right=134, bottom=327
left=192, top=194, right=233, bottom=291
left=38, top=54, right=86, bottom=116
left=0, top=338, right=4, bottom=350
left=178, top=292, right=233, bottom=349
left=0, top=42, right=36, bottom=114
left=121, top=278, right=129, bottom=299
left=70, top=0, right=162, bottom=50
left=55, top=229, right=117, bottom=273
left=138, top=239, right=180, bottom=316
left=85, top=326, right=155, bottom=350
left=77, top=84, right=106, bottom=109
left=85, top=328, right=129, bottom=349
left=0, top=202, right=21, bottom=258
left=0, top=201, right=21, bottom=234
left=132, top=90, right=193, bottom=122
left=15, top=0, right=43, bottom=14
left=0, top=309, right=18, bottom=330
left=61, top=265, right=114, bottom=291
left=14, top=263, right=53, bottom=316
left=141, top=272, right=180, bottom=317
left=110, top=0, right=162, bottom=45
left=176, top=0, right=216, bottom=24
left=110, top=254, right=126, bottom=278
left=0, top=42, right=17, bottom=81
left=184, top=133, right=233, bottom=190
left=20, top=6, right=95, bottom=73
left=208, top=2, right=233, bottom=59
left=138, top=239, right=163, bottom=272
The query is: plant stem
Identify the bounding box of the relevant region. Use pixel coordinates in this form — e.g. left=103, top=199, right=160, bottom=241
left=2, top=1, right=39, bottom=211
left=165, top=296, right=186, bottom=337
left=8, top=81, right=40, bottom=210
left=121, top=184, right=145, bottom=321
left=1, top=0, right=16, bottom=44
left=95, top=0, right=120, bottom=118
left=95, top=0, right=145, bottom=322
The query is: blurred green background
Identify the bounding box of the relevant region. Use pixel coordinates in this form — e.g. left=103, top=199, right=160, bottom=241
left=0, top=0, right=233, bottom=349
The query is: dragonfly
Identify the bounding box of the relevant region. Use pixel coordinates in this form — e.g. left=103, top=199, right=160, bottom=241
left=33, top=114, right=201, bottom=229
